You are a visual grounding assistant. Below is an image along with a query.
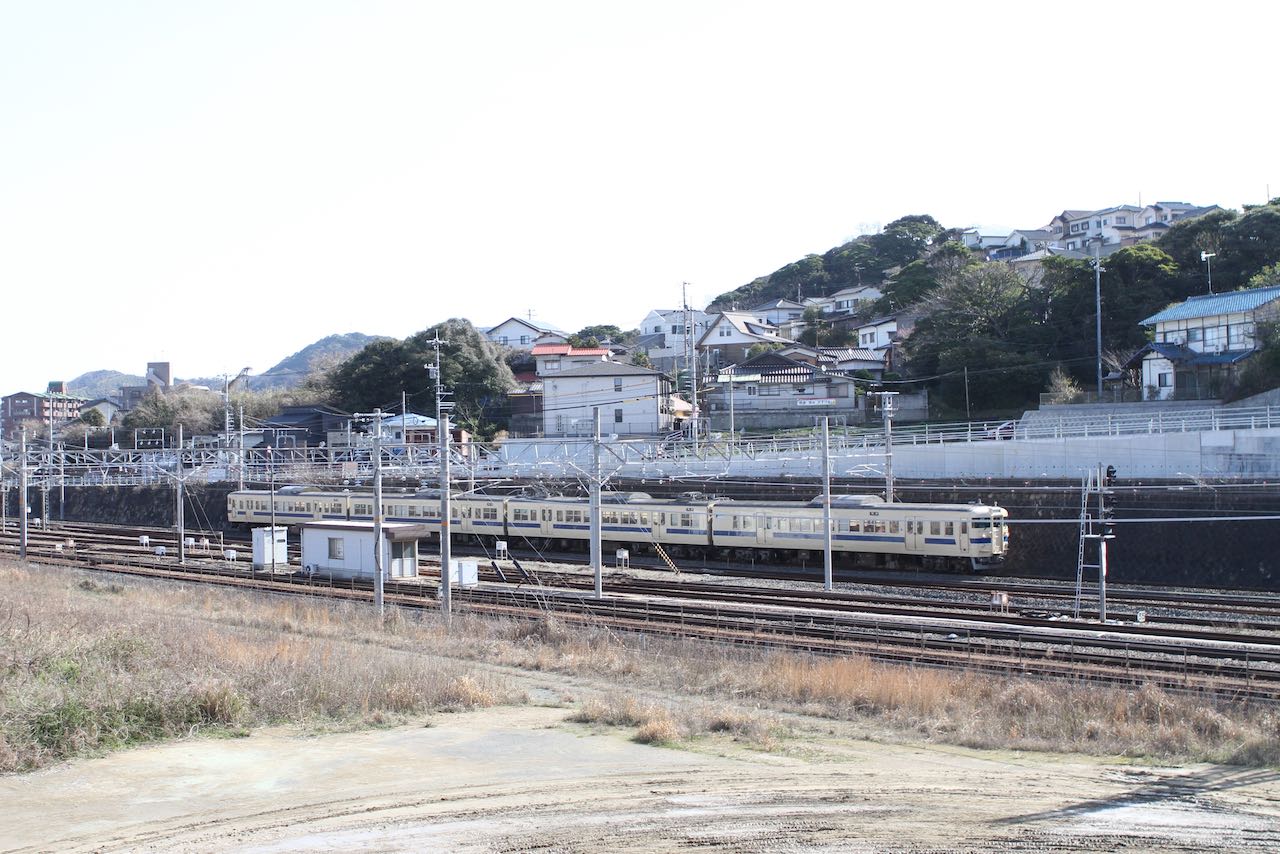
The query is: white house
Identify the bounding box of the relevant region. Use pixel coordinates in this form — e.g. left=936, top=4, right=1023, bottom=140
left=823, top=286, right=882, bottom=315
left=300, top=520, right=426, bottom=580
left=697, top=311, right=791, bottom=367
left=747, top=298, right=807, bottom=326
left=485, top=317, right=564, bottom=350
left=1130, top=284, right=1280, bottom=400
left=635, top=308, right=712, bottom=372
left=542, top=362, right=676, bottom=437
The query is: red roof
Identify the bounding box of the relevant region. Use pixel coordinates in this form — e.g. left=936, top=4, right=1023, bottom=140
left=531, top=344, right=610, bottom=357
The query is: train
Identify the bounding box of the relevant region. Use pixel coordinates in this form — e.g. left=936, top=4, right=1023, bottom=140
left=227, top=487, right=1009, bottom=572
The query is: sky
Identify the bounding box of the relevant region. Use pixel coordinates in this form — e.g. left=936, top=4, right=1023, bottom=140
left=2, top=1, right=1276, bottom=394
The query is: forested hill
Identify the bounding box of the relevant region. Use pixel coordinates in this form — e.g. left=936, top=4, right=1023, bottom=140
left=705, top=214, right=955, bottom=311
left=249, top=333, right=386, bottom=390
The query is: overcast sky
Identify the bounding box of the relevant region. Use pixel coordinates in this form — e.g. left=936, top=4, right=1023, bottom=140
left=2, top=1, right=1275, bottom=393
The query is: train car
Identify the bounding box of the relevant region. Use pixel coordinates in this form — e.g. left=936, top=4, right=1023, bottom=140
left=227, top=487, right=1008, bottom=572
left=502, top=494, right=712, bottom=552
left=227, top=487, right=352, bottom=527
left=710, top=495, right=1007, bottom=572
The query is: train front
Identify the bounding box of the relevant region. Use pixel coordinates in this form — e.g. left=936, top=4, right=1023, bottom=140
left=969, top=506, right=1008, bottom=570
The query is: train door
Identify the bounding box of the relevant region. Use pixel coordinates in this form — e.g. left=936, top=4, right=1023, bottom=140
left=957, top=519, right=970, bottom=551
left=905, top=518, right=925, bottom=552
left=756, top=514, right=768, bottom=546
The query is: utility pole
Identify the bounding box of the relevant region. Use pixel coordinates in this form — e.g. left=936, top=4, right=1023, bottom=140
left=821, top=416, right=833, bottom=591
left=19, top=430, right=28, bottom=559
left=875, top=391, right=898, bottom=502
left=1092, top=241, right=1106, bottom=398
left=176, top=425, right=185, bottom=565
left=427, top=336, right=453, bottom=619
left=372, top=409, right=384, bottom=616
left=683, top=282, right=699, bottom=451
left=237, top=405, right=245, bottom=491
left=591, top=407, right=603, bottom=599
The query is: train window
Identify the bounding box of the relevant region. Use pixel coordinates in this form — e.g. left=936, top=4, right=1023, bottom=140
left=930, top=521, right=940, bottom=536
left=848, top=520, right=861, bottom=533
left=944, top=522, right=954, bottom=536
left=640, top=513, right=649, bottom=526
left=555, top=510, right=563, bottom=522
left=889, top=521, right=900, bottom=534
left=959, top=522, right=967, bottom=534
left=327, top=537, right=344, bottom=560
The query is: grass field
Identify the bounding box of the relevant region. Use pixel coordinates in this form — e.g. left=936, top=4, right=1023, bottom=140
left=1, top=560, right=1276, bottom=772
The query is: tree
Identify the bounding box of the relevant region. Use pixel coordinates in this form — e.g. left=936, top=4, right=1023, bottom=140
left=869, top=214, right=945, bottom=270
left=78, top=408, right=105, bottom=427
left=904, top=263, right=1042, bottom=410
left=570, top=324, right=629, bottom=348
left=325, top=318, right=516, bottom=439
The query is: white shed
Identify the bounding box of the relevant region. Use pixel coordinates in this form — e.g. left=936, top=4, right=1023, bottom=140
left=300, top=520, right=428, bottom=581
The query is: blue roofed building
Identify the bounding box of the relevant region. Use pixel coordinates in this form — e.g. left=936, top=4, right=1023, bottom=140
left=1129, top=285, right=1280, bottom=400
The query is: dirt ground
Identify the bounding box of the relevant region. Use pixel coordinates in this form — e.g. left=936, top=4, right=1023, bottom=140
left=4, top=668, right=1280, bottom=854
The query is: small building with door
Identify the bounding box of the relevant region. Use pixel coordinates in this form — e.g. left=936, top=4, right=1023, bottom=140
left=300, top=520, right=427, bottom=580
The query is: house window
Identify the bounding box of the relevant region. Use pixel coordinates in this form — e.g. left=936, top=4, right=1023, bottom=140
left=520, top=335, right=530, bottom=345
left=1158, top=373, right=1173, bottom=388
left=760, top=385, right=780, bottom=396
left=1067, top=242, right=1076, bottom=250
left=719, top=327, right=731, bottom=337
left=544, top=358, right=560, bottom=372
left=1117, top=216, right=1126, bottom=224
left=614, top=378, right=623, bottom=392
left=614, top=408, right=623, bottom=423
left=497, top=336, right=508, bottom=345
left=670, top=325, right=679, bottom=334
left=327, top=537, right=344, bottom=560
left=1187, top=328, right=1202, bottom=343
left=747, top=385, right=757, bottom=396
left=1229, top=323, right=1252, bottom=347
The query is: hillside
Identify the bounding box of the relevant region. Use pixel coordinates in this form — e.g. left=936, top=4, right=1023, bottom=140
left=66, top=370, right=145, bottom=400
left=705, top=214, right=953, bottom=312
left=183, top=332, right=386, bottom=391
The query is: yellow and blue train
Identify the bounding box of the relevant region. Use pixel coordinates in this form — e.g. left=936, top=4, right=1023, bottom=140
left=227, top=487, right=1008, bottom=572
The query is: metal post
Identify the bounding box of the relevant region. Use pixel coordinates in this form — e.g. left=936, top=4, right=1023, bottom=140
left=964, top=366, right=971, bottom=422
left=268, top=447, right=275, bottom=574
left=372, top=408, right=384, bottom=616
left=176, top=425, right=185, bottom=565
left=19, top=430, right=28, bottom=559
left=822, top=416, right=833, bottom=592
left=728, top=369, right=735, bottom=451
left=1099, top=538, right=1108, bottom=622
left=439, top=410, right=451, bottom=618
left=1093, top=241, right=1105, bottom=398
left=591, top=407, right=603, bottom=599
left=878, top=392, right=897, bottom=502
left=237, top=405, right=245, bottom=491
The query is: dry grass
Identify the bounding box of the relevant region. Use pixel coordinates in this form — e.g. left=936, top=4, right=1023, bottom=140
left=0, top=565, right=518, bottom=772
left=4, top=561, right=1278, bottom=772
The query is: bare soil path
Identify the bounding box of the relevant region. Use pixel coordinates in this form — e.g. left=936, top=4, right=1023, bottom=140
left=4, top=701, right=1279, bottom=853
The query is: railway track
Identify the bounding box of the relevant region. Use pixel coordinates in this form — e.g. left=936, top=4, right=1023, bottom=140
left=4, top=521, right=1279, bottom=701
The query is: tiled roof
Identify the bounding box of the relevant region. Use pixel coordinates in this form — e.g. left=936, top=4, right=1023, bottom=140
left=531, top=344, right=610, bottom=357
left=1141, top=285, right=1280, bottom=325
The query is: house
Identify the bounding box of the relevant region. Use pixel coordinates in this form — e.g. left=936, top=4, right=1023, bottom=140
left=823, top=286, right=882, bottom=315
left=776, top=344, right=886, bottom=378
left=119, top=362, right=172, bottom=413
left=635, top=308, right=712, bottom=372
left=264, top=404, right=352, bottom=447
left=1130, top=202, right=1224, bottom=244
left=79, top=398, right=122, bottom=426
left=300, top=520, right=426, bottom=581
left=1, top=387, right=86, bottom=439
left=747, top=298, right=807, bottom=327
left=705, top=351, right=868, bottom=432
left=541, top=362, right=676, bottom=437
left=485, top=317, right=564, bottom=350
left=1128, top=284, right=1280, bottom=400
left=532, top=343, right=611, bottom=376
left=696, top=311, right=791, bottom=367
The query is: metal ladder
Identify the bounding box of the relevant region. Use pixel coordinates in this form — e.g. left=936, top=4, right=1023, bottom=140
left=1073, top=467, right=1097, bottom=618
left=653, top=542, right=681, bottom=574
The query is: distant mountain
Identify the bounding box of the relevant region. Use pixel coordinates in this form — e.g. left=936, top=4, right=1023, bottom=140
left=67, top=333, right=384, bottom=400
left=66, top=370, right=145, bottom=400
left=248, top=332, right=386, bottom=390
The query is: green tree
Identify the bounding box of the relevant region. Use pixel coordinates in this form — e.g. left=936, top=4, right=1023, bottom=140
left=325, top=318, right=515, bottom=439
left=904, top=263, right=1042, bottom=410
left=78, top=408, right=105, bottom=427
left=869, top=214, right=945, bottom=270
